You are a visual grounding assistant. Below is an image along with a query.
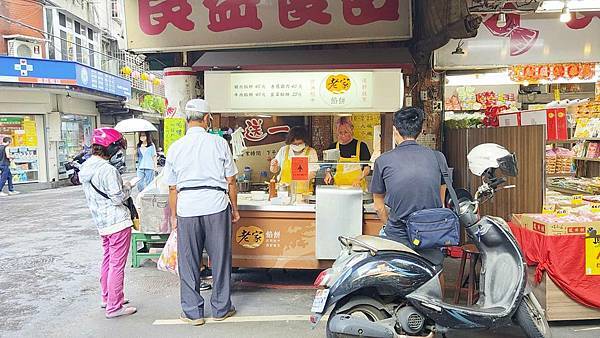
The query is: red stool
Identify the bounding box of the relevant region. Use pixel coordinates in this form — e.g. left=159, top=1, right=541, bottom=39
left=453, top=244, right=480, bottom=305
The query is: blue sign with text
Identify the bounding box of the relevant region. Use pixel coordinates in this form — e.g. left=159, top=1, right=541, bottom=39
left=0, top=56, right=131, bottom=99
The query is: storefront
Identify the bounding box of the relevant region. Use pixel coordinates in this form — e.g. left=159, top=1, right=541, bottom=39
left=196, top=48, right=410, bottom=269
left=0, top=115, right=46, bottom=184
left=435, top=12, right=600, bottom=321
left=0, top=55, right=131, bottom=188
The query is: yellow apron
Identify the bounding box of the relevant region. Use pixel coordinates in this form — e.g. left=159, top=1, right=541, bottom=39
left=280, top=145, right=313, bottom=194
left=334, top=141, right=366, bottom=190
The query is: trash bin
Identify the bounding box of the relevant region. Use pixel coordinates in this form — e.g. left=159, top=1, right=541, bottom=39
left=139, top=192, right=171, bottom=234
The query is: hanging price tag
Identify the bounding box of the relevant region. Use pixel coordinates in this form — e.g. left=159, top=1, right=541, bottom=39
left=555, top=209, right=568, bottom=217
left=592, top=203, right=600, bottom=213
left=542, top=204, right=555, bottom=214
left=571, top=195, right=584, bottom=205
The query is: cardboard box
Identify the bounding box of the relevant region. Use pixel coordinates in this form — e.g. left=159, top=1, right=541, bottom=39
left=512, top=214, right=600, bottom=236
left=498, top=108, right=568, bottom=140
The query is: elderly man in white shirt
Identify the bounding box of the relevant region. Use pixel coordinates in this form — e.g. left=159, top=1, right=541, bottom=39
left=163, top=99, right=239, bottom=326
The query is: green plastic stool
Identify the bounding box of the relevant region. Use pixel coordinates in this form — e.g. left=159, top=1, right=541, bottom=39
left=130, top=231, right=170, bottom=268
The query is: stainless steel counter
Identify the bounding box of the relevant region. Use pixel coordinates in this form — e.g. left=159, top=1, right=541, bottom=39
left=236, top=194, right=377, bottom=214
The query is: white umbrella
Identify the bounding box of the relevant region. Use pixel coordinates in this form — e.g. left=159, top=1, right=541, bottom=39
left=114, top=118, right=158, bottom=133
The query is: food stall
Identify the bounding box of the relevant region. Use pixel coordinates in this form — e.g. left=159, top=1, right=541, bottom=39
left=435, top=11, right=600, bottom=320
left=202, top=60, right=408, bottom=269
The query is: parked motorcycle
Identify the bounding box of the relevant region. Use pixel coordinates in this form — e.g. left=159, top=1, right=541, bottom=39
left=311, top=144, right=550, bottom=338
left=64, top=150, right=89, bottom=186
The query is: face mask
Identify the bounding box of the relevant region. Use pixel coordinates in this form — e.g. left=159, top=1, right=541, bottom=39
left=290, top=144, right=306, bottom=153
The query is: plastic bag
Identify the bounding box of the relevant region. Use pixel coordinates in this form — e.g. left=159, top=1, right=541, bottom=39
left=157, top=230, right=178, bottom=275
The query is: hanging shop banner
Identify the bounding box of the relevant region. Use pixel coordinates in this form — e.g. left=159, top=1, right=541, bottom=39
left=509, top=63, right=596, bottom=82
left=230, top=72, right=373, bottom=110
left=435, top=13, right=600, bottom=69
left=125, top=0, right=412, bottom=52
left=124, top=0, right=412, bottom=52
left=163, top=118, right=186, bottom=154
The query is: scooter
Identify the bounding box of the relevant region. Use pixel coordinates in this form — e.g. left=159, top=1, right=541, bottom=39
left=65, top=149, right=90, bottom=186
left=310, top=149, right=550, bottom=338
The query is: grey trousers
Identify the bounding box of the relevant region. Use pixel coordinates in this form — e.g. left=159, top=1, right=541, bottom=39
left=177, top=206, right=233, bottom=319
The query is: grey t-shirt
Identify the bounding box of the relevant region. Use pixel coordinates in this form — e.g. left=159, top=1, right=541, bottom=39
left=369, top=140, right=448, bottom=234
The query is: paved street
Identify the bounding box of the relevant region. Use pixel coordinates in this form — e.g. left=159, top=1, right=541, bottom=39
left=1, top=186, right=600, bottom=338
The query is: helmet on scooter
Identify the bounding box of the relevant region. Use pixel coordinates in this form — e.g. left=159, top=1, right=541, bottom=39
left=467, top=143, right=518, bottom=177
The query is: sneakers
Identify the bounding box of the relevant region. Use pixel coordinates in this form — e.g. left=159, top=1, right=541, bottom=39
left=101, top=298, right=129, bottom=309
left=8, top=191, right=20, bottom=195
left=213, top=307, right=236, bottom=321
left=0, top=192, right=7, bottom=197
left=180, top=313, right=205, bottom=326
left=199, top=282, right=212, bottom=291
left=105, top=306, right=137, bottom=319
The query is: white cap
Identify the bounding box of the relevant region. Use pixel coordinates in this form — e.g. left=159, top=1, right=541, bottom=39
left=184, top=99, right=210, bottom=121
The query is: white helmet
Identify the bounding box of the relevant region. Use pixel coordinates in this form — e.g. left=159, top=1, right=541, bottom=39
left=467, top=143, right=517, bottom=177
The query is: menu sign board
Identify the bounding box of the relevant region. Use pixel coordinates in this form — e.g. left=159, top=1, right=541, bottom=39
left=230, top=72, right=373, bottom=110
left=163, top=118, right=186, bottom=154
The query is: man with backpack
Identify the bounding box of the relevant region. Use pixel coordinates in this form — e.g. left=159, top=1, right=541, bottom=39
left=0, top=137, right=19, bottom=196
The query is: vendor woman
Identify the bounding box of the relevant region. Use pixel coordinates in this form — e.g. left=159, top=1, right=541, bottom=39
left=270, top=126, right=319, bottom=194
left=324, top=117, right=371, bottom=189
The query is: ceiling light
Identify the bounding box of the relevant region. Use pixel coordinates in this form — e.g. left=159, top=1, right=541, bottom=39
left=497, top=13, right=507, bottom=27
left=537, top=0, right=600, bottom=12
left=560, top=5, right=572, bottom=22
left=452, top=40, right=465, bottom=55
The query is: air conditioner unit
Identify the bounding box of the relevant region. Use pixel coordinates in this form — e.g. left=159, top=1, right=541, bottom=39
left=8, top=40, right=43, bottom=59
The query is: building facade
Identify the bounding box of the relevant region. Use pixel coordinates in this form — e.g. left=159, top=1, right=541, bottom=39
left=0, top=0, right=164, bottom=190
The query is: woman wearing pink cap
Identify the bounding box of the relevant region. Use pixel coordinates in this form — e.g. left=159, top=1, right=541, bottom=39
left=79, top=127, right=137, bottom=318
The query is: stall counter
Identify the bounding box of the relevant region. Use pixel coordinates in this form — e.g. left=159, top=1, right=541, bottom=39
left=233, top=197, right=382, bottom=269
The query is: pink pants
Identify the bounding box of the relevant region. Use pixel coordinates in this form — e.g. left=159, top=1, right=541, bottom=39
left=100, top=226, right=132, bottom=315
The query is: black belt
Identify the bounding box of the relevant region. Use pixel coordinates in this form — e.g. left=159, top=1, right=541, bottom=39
left=178, top=185, right=227, bottom=193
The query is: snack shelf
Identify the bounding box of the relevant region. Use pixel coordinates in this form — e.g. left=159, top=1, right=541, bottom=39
left=548, top=187, right=591, bottom=195
left=546, top=173, right=576, bottom=178
left=574, top=157, right=600, bottom=162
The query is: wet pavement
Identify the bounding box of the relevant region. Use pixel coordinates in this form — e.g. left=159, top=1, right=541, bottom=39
left=1, top=186, right=600, bottom=337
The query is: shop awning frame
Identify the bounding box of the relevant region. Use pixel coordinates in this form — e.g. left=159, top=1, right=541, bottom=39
left=193, top=47, right=415, bottom=73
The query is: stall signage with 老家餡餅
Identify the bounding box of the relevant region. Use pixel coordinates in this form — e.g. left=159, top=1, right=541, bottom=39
left=236, top=225, right=265, bottom=249
left=124, top=0, right=411, bottom=51
left=230, top=72, right=373, bottom=110
left=163, top=118, right=186, bottom=154
left=0, top=56, right=131, bottom=99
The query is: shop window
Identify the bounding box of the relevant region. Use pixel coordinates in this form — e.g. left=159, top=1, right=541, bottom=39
left=89, top=43, right=95, bottom=67
left=0, top=116, right=41, bottom=184
left=60, top=31, right=67, bottom=61
left=59, top=115, right=95, bottom=180
left=75, top=37, right=82, bottom=62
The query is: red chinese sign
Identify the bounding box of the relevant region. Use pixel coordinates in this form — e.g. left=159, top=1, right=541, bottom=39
left=291, top=156, right=309, bottom=180
left=243, top=118, right=291, bottom=143
left=126, top=0, right=411, bottom=51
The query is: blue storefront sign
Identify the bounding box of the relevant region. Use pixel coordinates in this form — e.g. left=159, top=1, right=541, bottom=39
left=0, top=56, right=131, bottom=99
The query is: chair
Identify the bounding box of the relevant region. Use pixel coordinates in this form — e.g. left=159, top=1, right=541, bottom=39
left=453, top=244, right=481, bottom=305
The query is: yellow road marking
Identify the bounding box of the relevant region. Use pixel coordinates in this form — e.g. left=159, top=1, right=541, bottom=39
left=153, top=314, right=328, bottom=325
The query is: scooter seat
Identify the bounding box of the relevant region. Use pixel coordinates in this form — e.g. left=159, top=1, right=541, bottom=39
left=350, top=235, right=419, bottom=255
